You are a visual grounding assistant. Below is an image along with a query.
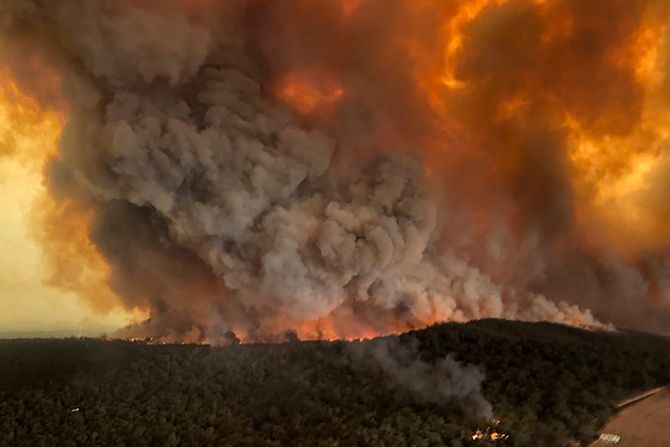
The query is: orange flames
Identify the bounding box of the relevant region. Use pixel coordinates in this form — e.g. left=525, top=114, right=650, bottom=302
left=294, top=317, right=407, bottom=342
left=408, top=0, right=670, bottom=257
left=275, top=72, right=344, bottom=117
left=565, top=13, right=670, bottom=255
left=0, top=70, right=63, bottom=161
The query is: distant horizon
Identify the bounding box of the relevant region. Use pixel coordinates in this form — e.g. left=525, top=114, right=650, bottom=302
left=0, top=326, right=119, bottom=339
left=1, top=318, right=668, bottom=341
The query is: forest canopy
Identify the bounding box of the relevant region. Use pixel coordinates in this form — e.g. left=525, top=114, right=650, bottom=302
left=1, top=319, right=669, bottom=446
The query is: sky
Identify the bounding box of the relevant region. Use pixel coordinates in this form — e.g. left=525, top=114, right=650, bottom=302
left=3, top=0, right=670, bottom=340
left=0, top=78, right=137, bottom=336
left=0, top=157, right=133, bottom=335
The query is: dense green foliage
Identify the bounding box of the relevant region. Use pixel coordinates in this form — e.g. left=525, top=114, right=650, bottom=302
left=1, top=319, right=668, bottom=446
left=408, top=320, right=670, bottom=446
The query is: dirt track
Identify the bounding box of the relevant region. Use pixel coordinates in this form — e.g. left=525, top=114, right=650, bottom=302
left=593, top=388, right=670, bottom=447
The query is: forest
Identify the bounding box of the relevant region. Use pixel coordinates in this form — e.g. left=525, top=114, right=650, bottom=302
left=1, top=319, right=669, bottom=446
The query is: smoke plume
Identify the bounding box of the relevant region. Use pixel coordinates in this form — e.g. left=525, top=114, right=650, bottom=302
left=2, top=0, right=670, bottom=341
left=348, top=336, right=493, bottom=419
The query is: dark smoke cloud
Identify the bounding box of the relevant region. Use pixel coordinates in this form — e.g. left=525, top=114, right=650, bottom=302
left=2, top=0, right=670, bottom=340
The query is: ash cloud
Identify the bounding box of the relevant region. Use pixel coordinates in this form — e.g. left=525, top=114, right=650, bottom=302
left=1, top=0, right=670, bottom=340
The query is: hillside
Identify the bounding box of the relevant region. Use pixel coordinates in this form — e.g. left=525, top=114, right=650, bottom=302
left=1, top=319, right=669, bottom=446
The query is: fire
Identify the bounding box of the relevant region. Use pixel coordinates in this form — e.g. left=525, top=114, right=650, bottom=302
left=564, top=13, right=670, bottom=254
left=5, top=0, right=670, bottom=341
left=440, top=0, right=505, bottom=90
left=275, top=73, right=344, bottom=116
left=411, top=0, right=670, bottom=258
left=255, top=311, right=417, bottom=342
left=0, top=71, right=63, bottom=161
left=472, top=418, right=509, bottom=442
left=291, top=311, right=438, bottom=342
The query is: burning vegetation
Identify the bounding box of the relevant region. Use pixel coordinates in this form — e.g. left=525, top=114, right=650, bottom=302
left=2, top=0, right=670, bottom=343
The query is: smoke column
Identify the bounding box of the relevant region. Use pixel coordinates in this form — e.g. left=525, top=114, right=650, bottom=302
left=348, top=336, right=494, bottom=418
left=2, top=0, right=670, bottom=341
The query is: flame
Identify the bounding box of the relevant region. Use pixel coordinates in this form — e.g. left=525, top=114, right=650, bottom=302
left=5, top=0, right=670, bottom=340
left=293, top=321, right=399, bottom=342
left=472, top=418, right=509, bottom=442
left=291, top=312, right=432, bottom=342
left=440, top=0, right=507, bottom=90
left=564, top=14, right=670, bottom=255
left=251, top=310, right=417, bottom=342
left=275, top=73, right=344, bottom=116
left=408, top=0, right=670, bottom=259
left=0, top=71, right=63, bottom=161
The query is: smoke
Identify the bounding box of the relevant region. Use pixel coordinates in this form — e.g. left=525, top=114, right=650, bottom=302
left=1, top=0, right=670, bottom=340
left=348, top=336, right=493, bottom=418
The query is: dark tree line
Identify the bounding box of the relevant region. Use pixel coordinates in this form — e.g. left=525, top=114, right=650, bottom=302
left=408, top=320, right=670, bottom=446
left=1, top=319, right=668, bottom=446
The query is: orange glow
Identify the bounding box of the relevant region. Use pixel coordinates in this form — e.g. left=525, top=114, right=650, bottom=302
left=0, top=71, right=63, bottom=161
left=253, top=310, right=418, bottom=342
left=440, top=0, right=506, bottom=90
left=405, top=0, right=670, bottom=258
left=291, top=313, right=424, bottom=342
left=6, top=0, right=670, bottom=340
left=141, top=0, right=670, bottom=338
left=564, top=15, right=670, bottom=254
left=0, top=65, right=137, bottom=326
left=294, top=320, right=377, bottom=342
left=275, top=73, right=344, bottom=116
left=31, top=196, right=123, bottom=313
left=341, top=0, right=362, bottom=19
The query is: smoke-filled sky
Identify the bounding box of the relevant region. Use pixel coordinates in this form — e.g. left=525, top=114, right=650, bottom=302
left=1, top=0, right=670, bottom=341
left=0, top=73, right=139, bottom=334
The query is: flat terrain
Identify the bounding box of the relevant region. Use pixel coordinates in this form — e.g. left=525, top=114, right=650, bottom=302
left=594, top=388, right=670, bottom=447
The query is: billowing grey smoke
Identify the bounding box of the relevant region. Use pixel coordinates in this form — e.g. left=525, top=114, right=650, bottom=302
left=348, top=337, right=493, bottom=419
left=92, top=63, right=602, bottom=340
left=0, top=0, right=620, bottom=342
left=105, top=67, right=434, bottom=320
